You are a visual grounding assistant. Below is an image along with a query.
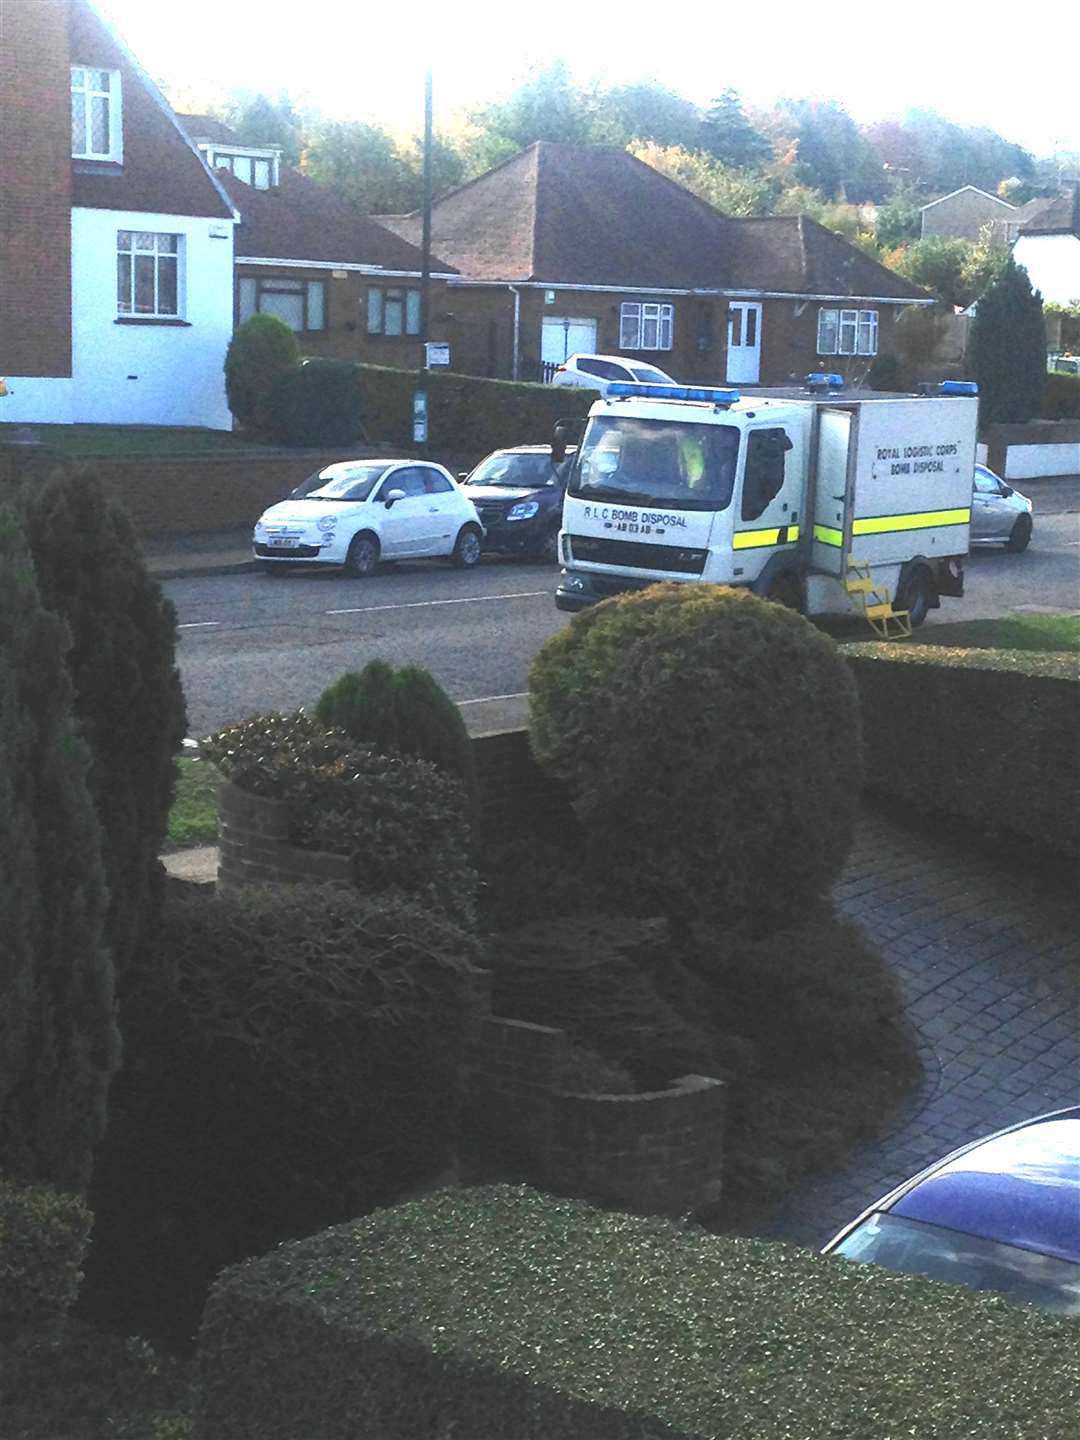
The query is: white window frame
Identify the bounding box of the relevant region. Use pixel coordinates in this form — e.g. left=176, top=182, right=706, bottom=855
left=71, top=66, right=122, bottom=163
left=206, top=146, right=280, bottom=190
left=817, top=306, right=879, bottom=357
left=619, top=300, right=674, bottom=352
left=117, top=231, right=182, bottom=319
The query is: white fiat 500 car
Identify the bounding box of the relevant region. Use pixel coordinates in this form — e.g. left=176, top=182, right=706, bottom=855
left=254, top=459, right=484, bottom=577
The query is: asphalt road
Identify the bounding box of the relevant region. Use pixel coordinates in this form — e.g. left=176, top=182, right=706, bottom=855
left=167, top=485, right=1079, bottom=739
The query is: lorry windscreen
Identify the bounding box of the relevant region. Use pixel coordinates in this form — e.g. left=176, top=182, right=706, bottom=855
left=568, top=416, right=739, bottom=512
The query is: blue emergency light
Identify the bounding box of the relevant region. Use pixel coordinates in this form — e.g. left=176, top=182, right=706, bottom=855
left=604, top=381, right=741, bottom=406
left=805, top=372, right=845, bottom=390
left=939, top=380, right=979, bottom=396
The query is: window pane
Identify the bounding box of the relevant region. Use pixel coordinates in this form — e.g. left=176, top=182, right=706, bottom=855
left=659, top=306, right=673, bottom=350
left=406, top=289, right=421, bottom=335
left=619, top=303, right=640, bottom=349
left=117, top=230, right=133, bottom=250
left=839, top=310, right=858, bottom=355
left=641, top=312, right=659, bottom=350
left=91, top=94, right=109, bottom=154
left=72, top=93, right=87, bottom=153
left=91, top=69, right=110, bottom=91
left=238, top=277, right=257, bottom=324
left=260, top=289, right=305, bottom=331
left=306, top=281, right=325, bottom=331
left=159, top=234, right=179, bottom=255
left=729, top=307, right=743, bottom=348
left=134, top=254, right=156, bottom=313
left=367, top=289, right=383, bottom=333
left=158, top=255, right=178, bottom=315
left=384, top=293, right=404, bottom=336
left=745, top=307, right=757, bottom=347
left=235, top=156, right=253, bottom=185
left=817, top=309, right=838, bottom=355
left=254, top=159, right=270, bottom=190
left=135, top=232, right=156, bottom=251
left=117, top=253, right=132, bottom=313
left=72, top=67, right=86, bottom=87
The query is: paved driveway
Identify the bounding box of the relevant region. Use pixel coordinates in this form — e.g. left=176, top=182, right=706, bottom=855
left=760, top=807, right=1080, bottom=1249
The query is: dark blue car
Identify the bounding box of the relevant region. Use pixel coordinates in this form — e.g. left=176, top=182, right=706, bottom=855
left=460, top=445, right=574, bottom=563
left=824, top=1108, right=1080, bottom=1315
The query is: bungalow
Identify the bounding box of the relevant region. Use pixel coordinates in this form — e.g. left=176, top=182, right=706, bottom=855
left=379, top=142, right=932, bottom=387
left=178, top=117, right=460, bottom=371
left=0, top=0, right=237, bottom=428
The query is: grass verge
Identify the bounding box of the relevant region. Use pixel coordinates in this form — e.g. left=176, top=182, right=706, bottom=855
left=166, top=757, right=221, bottom=850
left=913, top=613, right=1080, bottom=653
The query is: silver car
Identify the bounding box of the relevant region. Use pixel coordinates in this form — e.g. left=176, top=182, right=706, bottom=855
left=972, top=465, right=1033, bottom=552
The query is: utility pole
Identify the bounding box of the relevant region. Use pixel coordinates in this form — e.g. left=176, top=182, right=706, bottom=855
left=413, top=68, right=433, bottom=457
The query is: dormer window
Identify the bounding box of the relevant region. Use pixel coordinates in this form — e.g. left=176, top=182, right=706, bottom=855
left=203, top=145, right=280, bottom=190
left=71, top=66, right=122, bottom=162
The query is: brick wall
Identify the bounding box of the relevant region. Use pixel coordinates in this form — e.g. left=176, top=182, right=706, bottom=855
left=0, top=0, right=73, bottom=377
left=217, top=781, right=353, bottom=893
left=467, top=1015, right=726, bottom=1216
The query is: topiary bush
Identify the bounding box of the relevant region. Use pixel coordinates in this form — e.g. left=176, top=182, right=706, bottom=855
left=0, top=1176, right=92, bottom=1346
left=268, top=358, right=364, bottom=447
left=19, top=468, right=187, bottom=986
left=203, top=710, right=477, bottom=923
left=529, top=583, right=862, bottom=931
left=223, top=314, right=300, bottom=437
left=316, top=659, right=476, bottom=796
left=82, top=885, right=484, bottom=1344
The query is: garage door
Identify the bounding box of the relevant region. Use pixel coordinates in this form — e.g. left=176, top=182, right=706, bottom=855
left=542, top=316, right=598, bottom=366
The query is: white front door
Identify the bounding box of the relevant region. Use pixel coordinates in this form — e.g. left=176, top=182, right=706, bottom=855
left=542, top=316, right=598, bottom=366
left=726, top=302, right=762, bottom=384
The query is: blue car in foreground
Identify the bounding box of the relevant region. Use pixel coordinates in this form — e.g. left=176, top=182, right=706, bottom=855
left=824, top=1108, right=1080, bottom=1315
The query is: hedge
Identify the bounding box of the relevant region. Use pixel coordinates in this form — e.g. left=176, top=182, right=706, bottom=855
left=196, top=1185, right=1080, bottom=1440
left=354, top=361, right=595, bottom=454
left=0, top=1177, right=92, bottom=1345
left=1043, top=372, right=1080, bottom=419
left=844, top=643, right=1079, bottom=856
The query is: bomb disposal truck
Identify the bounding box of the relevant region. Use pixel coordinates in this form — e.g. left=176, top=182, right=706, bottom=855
left=554, top=378, right=980, bottom=632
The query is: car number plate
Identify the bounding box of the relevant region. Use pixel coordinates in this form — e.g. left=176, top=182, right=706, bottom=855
left=267, top=537, right=295, bottom=547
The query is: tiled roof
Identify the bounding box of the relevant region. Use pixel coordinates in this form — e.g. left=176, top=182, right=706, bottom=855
left=70, top=1, right=232, bottom=219
left=382, top=142, right=927, bottom=300
left=175, top=113, right=243, bottom=145
left=1018, top=188, right=1080, bottom=236
left=221, top=167, right=457, bottom=274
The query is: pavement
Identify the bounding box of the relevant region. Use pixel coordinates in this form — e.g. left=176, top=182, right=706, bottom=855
left=141, top=475, right=1080, bottom=582
left=163, top=795, right=1080, bottom=1251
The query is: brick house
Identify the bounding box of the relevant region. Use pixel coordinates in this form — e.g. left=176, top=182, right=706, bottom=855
left=379, top=142, right=931, bottom=387
left=0, top=0, right=237, bottom=428
left=178, top=116, right=459, bottom=370
left=919, top=185, right=1017, bottom=243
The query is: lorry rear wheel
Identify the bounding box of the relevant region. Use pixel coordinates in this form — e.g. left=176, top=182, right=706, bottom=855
left=899, top=568, right=932, bottom=628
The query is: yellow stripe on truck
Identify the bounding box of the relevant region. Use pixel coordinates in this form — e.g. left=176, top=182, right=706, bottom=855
left=852, top=508, right=970, bottom=536
left=814, top=524, right=844, bottom=547
left=732, top=524, right=800, bottom=550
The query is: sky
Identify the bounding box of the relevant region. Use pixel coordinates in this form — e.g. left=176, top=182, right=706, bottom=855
left=97, top=0, right=1080, bottom=159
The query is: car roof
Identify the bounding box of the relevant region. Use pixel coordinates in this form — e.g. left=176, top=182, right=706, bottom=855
left=888, top=1109, right=1080, bottom=1264
left=483, top=445, right=577, bottom=457
left=565, top=354, right=628, bottom=365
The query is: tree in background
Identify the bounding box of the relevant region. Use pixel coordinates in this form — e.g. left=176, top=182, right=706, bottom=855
left=303, top=120, right=414, bottom=212
left=19, top=472, right=187, bottom=989
left=874, top=188, right=923, bottom=250
left=699, top=89, right=773, bottom=170
left=774, top=97, right=885, bottom=200
left=0, top=509, right=117, bottom=1193
left=884, top=236, right=973, bottom=307
left=971, top=258, right=1046, bottom=425
left=629, top=143, right=779, bottom=217
left=221, top=89, right=303, bottom=164
left=469, top=62, right=603, bottom=154
left=224, top=313, right=300, bottom=436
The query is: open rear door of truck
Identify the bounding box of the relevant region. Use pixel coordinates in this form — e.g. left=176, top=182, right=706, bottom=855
left=811, top=407, right=854, bottom=575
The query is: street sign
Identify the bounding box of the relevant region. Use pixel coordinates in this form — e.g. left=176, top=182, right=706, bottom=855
left=425, top=341, right=450, bottom=368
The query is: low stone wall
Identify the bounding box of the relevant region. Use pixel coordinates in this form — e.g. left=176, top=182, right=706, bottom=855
left=467, top=1013, right=726, bottom=1216
left=217, top=780, right=352, bottom=893
left=985, top=420, right=1080, bottom=480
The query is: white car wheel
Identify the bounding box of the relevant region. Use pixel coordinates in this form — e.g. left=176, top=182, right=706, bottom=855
left=451, top=526, right=483, bottom=568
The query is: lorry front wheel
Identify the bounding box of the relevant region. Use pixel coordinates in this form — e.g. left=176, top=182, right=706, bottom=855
left=765, top=573, right=802, bottom=612
left=899, top=568, right=933, bottom=628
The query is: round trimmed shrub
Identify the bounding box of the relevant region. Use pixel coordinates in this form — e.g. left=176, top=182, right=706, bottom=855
left=224, top=313, right=300, bottom=436
left=316, top=660, right=476, bottom=796
left=529, top=583, right=862, bottom=930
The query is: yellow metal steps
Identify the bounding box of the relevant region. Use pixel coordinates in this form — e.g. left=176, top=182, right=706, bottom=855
left=843, top=558, right=911, bottom=639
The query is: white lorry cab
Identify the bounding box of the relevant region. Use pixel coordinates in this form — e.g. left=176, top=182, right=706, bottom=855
left=554, top=377, right=980, bottom=633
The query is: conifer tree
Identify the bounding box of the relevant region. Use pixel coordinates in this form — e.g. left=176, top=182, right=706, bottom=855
left=0, top=508, right=118, bottom=1192
left=20, top=471, right=187, bottom=987
left=971, top=258, right=1046, bottom=425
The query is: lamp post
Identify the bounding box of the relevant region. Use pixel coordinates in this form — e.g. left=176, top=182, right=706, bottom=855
left=414, top=67, right=433, bottom=456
